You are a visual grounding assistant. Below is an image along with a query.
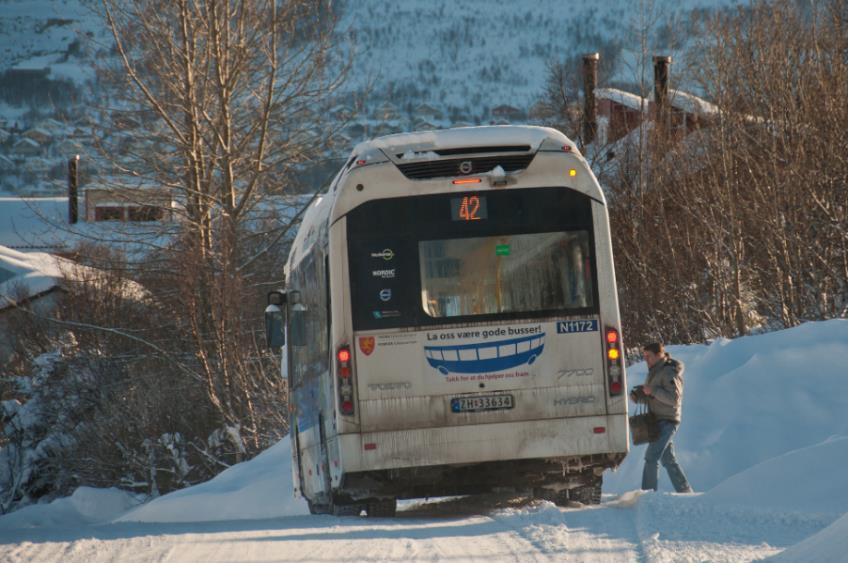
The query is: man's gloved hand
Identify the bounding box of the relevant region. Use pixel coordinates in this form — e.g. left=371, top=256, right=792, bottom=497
left=630, top=384, right=647, bottom=403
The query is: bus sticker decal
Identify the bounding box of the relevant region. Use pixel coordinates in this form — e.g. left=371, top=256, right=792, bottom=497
left=371, top=268, right=396, bottom=279
left=358, top=336, right=375, bottom=356
left=424, top=333, right=545, bottom=375
left=370, top=248, right=395, bottom=261
left=556, top=319, right=599, bottom=334
left=379, top=288, right=392, bottom=302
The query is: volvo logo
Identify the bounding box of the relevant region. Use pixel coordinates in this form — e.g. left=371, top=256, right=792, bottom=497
left=458, top=160, right=473, bottom=174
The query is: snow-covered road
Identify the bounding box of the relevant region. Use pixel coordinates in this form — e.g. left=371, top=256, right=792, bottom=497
left=3, top=320, right=848, bottom=562
left=4, top=489, right=840, bottom=562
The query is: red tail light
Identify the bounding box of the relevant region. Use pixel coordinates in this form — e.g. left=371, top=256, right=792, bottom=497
left=605, top=326, right=624, bottom=396
left=337, top=345, right=355, bottom=416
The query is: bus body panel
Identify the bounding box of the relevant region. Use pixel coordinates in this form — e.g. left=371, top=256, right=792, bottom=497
left=337, top=414, right=627, bottom=473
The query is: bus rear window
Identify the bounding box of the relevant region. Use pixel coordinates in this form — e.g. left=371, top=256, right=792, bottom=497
left=346, top=187, right=598, bottom=330
left=419, top=231, right=593, bottom=318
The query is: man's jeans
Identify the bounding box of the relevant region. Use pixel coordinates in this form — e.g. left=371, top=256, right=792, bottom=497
left=642, top=419, right=693, bottom=493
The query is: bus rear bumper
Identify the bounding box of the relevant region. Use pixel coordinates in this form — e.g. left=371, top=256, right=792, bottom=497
left=336, top=414, right=628, bottom=474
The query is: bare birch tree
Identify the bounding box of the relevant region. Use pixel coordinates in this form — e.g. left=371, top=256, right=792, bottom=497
left=89, top=0, right=346, bottom=456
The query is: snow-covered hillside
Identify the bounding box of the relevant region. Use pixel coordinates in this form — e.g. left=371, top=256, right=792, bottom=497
left=0, top=0, right=745, bottom=195
left=2, top=319, right=846, bottom=562
left=337, top=0, right=743, bottom=110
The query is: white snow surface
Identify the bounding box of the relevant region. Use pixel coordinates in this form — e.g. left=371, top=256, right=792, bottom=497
left=1, top=319, right=847, bottom=562
left=0, top=488, right=139, bottom=530
left=0, top=244, right=67, bottom=307
left=116, top=438, right=308, bottom=524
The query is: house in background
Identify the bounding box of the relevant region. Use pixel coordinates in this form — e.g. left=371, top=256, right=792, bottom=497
left=0, top=244, right=148, bottom=366
left=0, top=155, right=15, bottom=173
left=0, top=186, right=176, bottom=255
left=83, top=186, right=176, bottom=223
left=12, top=137, right=42, bottom=157
left=491, top=104, right=525, bottom=121
left=0, top=244, right=79, bottom=364
left=415, top=103, right=444, bottom=121
left=582, top=53, right=718, bottom=151
left=22, top=127, right=53, bottom=146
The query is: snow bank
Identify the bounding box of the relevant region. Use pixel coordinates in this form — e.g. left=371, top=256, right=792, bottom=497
left=769, top=511, right=848, bottom=562
left=115, top=437, right=308, bottom=523
left=0, top=488, right=138, bottom=530
left=606, top=319, right=848, bottom=494
left=701, top=436, right=848, bottom=515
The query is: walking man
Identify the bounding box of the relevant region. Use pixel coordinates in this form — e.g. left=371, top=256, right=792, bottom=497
left=632, top=342, right=693, bottom=493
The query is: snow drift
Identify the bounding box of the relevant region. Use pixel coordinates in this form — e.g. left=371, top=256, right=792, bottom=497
left=116, top=437, right=308, bottom=523
left=606, top=319, right=848, bottom=494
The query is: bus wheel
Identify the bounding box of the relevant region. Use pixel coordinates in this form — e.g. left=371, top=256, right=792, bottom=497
left=307, top=499, right=332, bottom=515
left=568, top=478, right=602, bottom=505
left=366, top=498, right=397, bottom=518
left=332, top=503, right=363, bottom=516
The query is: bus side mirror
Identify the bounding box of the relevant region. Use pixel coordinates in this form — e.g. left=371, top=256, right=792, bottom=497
left=265, top=290, right=287, bottom=349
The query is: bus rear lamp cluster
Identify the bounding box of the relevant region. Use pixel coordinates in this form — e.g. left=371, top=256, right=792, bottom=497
left=605, top=327, right=624, bottom=396
left=337, top=345, right=355, bottom=415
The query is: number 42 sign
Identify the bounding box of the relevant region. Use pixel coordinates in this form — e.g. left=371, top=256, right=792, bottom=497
left=451, top=195, right=488, bottom=222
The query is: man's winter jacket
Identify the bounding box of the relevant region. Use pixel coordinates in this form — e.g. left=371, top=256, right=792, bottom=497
left=644, top=355, right=685, bottom=422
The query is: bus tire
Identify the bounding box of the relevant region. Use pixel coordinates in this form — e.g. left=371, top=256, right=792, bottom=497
left=568, top=479, right=602, bottom=505
left=307, top=499, right=332, bottom=515
left=366, top=498, right=397, bottom=518
left=332, top=503, right=363, bottom=517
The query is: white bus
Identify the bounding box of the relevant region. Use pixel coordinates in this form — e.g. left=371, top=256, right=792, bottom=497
left=265, top=126, right=629, bottom=516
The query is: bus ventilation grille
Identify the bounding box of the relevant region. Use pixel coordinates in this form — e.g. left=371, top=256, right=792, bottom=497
left=396, top=154, right=536, bottom=180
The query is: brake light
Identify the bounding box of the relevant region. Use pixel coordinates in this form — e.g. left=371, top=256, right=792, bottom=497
left=337, top=345, right=355, bottom=415
left=605, top=326, right=624, bottom=396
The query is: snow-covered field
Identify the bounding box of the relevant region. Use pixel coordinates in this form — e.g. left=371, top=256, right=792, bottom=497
left=1, top=319, right=847, bottom=562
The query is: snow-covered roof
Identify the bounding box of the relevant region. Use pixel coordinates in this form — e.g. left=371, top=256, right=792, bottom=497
left=0, top=243, right=149, bottom=310
left=595, top=87, right=717, bottom=116
left=352, top=125, right=567, bottom=157
left=0, top=245, right=69, bottom=309
left=0, top=197, right=70, bottom=251
left=666, top=88, right=718, bottom=115
left=0, top=196, right=175, bottom=256
left=595, top=88, right=647, bottom=113
left=14, top=137, right=40, bottom=148
left=24, top=126, right=52, bottom=137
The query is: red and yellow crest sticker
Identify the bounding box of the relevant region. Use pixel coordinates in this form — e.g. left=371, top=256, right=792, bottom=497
left=358, top=336, right=375, bottom=356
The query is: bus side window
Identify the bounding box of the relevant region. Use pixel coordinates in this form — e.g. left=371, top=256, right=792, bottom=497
left=289, top=301, right=308, bottom=347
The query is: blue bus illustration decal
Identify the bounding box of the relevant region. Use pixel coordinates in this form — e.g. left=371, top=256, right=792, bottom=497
left=424, top=333, right=545, bottom=375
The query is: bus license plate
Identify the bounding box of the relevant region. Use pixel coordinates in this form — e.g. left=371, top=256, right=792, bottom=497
left=450, top=394, right=514, bottom=413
